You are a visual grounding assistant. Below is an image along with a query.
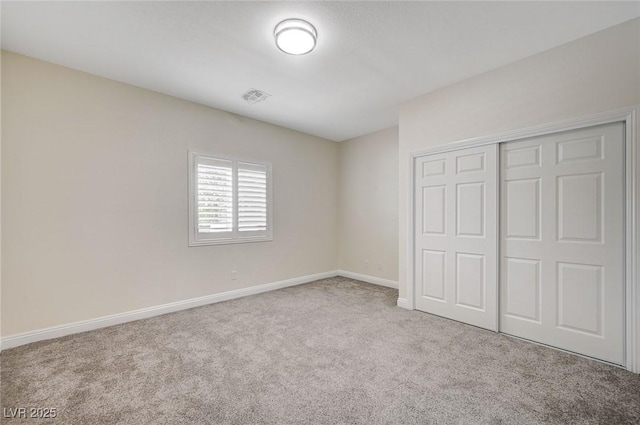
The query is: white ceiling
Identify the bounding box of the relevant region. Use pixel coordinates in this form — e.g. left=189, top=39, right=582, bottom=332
left=2, top=1, right=639, bottom=141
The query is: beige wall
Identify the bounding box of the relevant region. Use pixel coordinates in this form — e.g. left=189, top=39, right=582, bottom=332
left=398, top=18, right=640, bottom=301
left=338, top=127, right=398, bottom=281
left=1, top=51, right=339, bottom=336
left=0, top=50, right=3, bottom=338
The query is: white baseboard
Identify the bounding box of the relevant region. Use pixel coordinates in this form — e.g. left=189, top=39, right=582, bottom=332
left=0, top=270, right=338, bottom=351
left=336, top=270, right=399, bottom=289
left=397, top=297, right=410, bottom=309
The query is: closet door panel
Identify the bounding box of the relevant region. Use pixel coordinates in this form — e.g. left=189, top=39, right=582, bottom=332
left=500, top=122, right=624, bottom=365
left=415, top=145, right=498, bottom=331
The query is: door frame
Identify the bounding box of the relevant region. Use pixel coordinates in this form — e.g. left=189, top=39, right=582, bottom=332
left=405, top=105, right=639, bottom=372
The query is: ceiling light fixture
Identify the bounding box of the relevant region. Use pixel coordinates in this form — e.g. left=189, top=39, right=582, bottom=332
left=274, top=19, right=317, bottom=55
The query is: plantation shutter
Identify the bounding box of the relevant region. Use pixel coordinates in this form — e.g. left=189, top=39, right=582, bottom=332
left=189, top=151, right=272, bottom=246
left=195, top=156, right=234, bottom=236
left=237, top=162, right=269, bottom=237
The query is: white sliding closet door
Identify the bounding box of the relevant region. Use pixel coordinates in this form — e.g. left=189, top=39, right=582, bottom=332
left=415, top=145, right=498, bottom=331
left=500, top=123, right=624, bottom=365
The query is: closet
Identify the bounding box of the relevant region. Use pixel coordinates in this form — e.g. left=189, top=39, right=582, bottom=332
left=414, top=122, right=625, bottom=365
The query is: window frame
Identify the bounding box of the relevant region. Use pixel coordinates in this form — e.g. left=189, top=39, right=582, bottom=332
left=188, top=150, right=273, bottom=247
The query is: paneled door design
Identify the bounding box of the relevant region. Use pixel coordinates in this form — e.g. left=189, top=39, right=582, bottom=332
left=500, top=123, right=624, bottom=364
left=415, top=145, right=498, bottom=331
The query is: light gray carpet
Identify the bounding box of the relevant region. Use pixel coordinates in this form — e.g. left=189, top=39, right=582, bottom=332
left=1, top=277, right=639, bottom=424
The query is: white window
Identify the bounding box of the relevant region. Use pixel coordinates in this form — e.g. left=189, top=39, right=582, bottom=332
left=188, top=151, right=272, bottom=246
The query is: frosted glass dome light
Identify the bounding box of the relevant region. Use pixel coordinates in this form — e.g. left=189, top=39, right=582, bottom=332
left=274, top=19, right=317, bottom=55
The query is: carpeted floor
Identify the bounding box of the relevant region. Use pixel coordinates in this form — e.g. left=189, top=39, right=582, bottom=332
left=1, top=277, right=639, bottom=424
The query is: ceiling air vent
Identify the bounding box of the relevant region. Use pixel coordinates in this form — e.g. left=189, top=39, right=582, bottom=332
left=242, top=89, right=271, bottom=105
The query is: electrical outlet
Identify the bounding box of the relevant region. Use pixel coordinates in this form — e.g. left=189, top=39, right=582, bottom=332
left=377, top=262, right=382, bottom=271
left=364, top=259, right=369, bottom=268
left=231, top=270, right=237, bottom=281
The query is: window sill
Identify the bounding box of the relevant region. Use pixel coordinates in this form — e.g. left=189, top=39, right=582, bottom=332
left=188, top=236, right=273, bottom=247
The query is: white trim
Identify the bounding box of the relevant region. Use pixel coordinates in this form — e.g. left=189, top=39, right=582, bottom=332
left=0, top=271, right=337, bottom=351
left=397, top=298, right=409, bottom=309
left=406, top=150, right=416, bottom=311
left=336, top=270, right=399, bottom=289
left=407, top=105, right=639, bottom=372
left=627, top=108, right=640, bottom=374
